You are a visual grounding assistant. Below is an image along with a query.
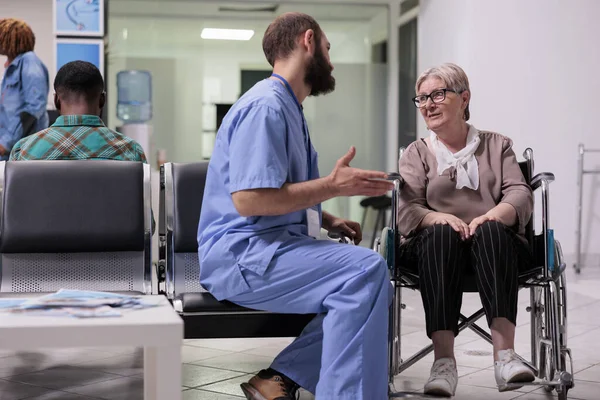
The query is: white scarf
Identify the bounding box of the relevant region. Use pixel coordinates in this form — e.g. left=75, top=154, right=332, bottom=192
left=430, top=124, right=481, bottom=190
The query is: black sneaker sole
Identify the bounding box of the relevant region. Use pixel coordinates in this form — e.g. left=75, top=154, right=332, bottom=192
left=240, top=383, right=268, bottom=400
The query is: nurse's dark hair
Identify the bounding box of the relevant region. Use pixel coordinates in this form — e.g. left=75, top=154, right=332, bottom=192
left=0, top=18, right=35, bottom=59
left=54, top=61, right=105, bottom=103
left=262, top=12, right=323, bottom=67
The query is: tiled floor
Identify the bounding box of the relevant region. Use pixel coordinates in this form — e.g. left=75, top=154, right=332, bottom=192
left=0, top=267, right=599, bottom=399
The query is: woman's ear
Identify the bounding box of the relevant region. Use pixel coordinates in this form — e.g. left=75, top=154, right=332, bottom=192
left=461, top=90, right=471, bottom=121
left=461, top=90, right=471, bottom=110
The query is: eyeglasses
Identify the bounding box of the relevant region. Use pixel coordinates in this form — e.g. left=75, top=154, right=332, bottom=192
left=412, top=88, right=458, bottom=108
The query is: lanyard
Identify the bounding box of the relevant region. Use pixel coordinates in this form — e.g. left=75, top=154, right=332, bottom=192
left=271, top=73, right=312, bottom=179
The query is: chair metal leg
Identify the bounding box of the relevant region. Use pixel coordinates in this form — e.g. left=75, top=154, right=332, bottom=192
left=558, top=273, right=568, bottom=349
left=395, top=283, right=402, bottom=373
left=388, top=282, right=404, bottom=397
left=459, top=312, right=492, bottom=344
left=389, top=282, right=402, bottom=382
left=548, top=280, right=564, bottom=374
left=530, top=286, right=539, bottom=370
left=388, top=288, right=395, bottom=385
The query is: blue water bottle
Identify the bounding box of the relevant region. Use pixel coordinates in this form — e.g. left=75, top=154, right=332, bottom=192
left=117, top=70, right=152, bottom=123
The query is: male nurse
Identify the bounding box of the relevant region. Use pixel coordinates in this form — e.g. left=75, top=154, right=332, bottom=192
left=198, top=12, right=394, bottom=400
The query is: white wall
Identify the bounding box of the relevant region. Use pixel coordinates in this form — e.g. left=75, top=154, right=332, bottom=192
left=368, top=8, right=388, bottom=46
left=418, top=0, right=600, bottom=261
left=0, top=0, right=54, bottom=105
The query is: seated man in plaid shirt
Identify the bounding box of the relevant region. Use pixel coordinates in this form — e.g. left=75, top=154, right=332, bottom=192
left=9, top=60, right=147, bottom=162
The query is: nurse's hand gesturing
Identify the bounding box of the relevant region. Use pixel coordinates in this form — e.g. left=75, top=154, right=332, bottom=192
left=327, top=146, right=395, bottom=197
left=231, top=147, right=393, bottom=217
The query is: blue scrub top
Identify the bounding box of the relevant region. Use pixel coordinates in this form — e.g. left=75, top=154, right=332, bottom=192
left=198, top=78, right=321, bottom=300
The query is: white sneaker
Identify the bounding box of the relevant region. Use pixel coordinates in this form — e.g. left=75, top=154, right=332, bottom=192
left=424, top=358, right=458, bottom=397
left=494, top=349, right=535, bottom=392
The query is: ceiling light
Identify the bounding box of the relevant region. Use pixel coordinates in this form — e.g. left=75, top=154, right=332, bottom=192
left=201, top=28, right=254, bottom=41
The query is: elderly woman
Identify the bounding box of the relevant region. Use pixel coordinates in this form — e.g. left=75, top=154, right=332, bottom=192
left=397, top=63, right=535, bottom=397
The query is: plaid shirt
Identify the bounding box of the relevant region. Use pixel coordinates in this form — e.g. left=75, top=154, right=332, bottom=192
left=9, top=115, right=147, bottom=162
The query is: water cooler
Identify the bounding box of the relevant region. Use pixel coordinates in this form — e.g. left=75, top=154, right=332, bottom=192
left=115, top=70, right=153, bottom=160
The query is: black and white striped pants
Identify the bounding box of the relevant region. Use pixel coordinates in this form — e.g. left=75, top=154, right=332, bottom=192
left=398, top=221, right=533, bottom=338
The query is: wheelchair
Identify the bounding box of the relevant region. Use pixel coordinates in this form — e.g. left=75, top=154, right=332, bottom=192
left=377, top=148, right=574, bottom=399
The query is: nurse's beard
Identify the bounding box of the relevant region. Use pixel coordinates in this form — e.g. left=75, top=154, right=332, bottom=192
left=305, top=47, right=335, bottom=97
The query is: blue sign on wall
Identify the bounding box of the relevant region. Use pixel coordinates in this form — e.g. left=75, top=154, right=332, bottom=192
left=55, top=39, right=104, bottom=76
left=54, top=0, right=104, bottom=37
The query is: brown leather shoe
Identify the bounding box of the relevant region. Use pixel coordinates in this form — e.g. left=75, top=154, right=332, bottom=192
left=240, top=368, right=300, bottom=400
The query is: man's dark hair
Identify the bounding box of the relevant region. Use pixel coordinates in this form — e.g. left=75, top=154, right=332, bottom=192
left=54, top=61, right=104, bottom=102
left=262, top=12, right=323, bottom=67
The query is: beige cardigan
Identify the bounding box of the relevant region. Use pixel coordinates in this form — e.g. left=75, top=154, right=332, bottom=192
left=397, top=131, right=533, bottom=239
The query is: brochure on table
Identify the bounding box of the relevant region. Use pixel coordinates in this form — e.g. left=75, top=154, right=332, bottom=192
left=0, top=289, right=160, bottom=318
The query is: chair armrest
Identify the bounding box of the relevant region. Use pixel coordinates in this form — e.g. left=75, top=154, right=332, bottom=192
left=531, top=172, right=555, bottom=191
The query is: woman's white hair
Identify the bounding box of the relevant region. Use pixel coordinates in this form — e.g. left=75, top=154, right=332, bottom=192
left=415, top=63, right=471, bottom=121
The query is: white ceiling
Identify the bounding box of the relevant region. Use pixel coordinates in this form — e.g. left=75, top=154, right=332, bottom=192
left=108, top=16, right=376, bottom=59
left=107, top=0, right=388, bottom=58
left=109, top=1, right=387, bottom=22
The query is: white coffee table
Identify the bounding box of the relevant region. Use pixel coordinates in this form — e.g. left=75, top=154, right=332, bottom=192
left=0, top=295, right=183, bottom=400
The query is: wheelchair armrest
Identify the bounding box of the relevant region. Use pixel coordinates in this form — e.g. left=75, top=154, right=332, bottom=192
left=531, top=172, right=555, bottom=191
left=387, top=172, right=404, bottom=185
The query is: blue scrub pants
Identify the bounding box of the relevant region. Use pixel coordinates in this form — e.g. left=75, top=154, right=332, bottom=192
left=229, top=237, right=391, bottom=400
